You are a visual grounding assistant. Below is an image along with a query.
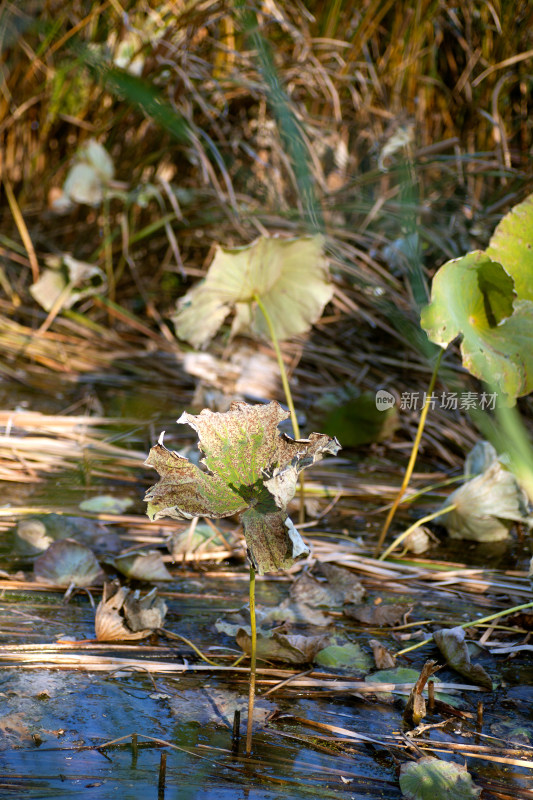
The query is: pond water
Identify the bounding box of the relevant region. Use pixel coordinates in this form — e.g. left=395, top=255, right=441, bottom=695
left=0, top=388, right=532, bottom=799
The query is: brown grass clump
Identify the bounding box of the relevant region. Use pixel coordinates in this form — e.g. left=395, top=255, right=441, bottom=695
left=0, top=0, right=532, bottom=462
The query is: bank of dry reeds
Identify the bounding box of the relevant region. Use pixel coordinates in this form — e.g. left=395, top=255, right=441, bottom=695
left=1, top=0, right=533, bottom=461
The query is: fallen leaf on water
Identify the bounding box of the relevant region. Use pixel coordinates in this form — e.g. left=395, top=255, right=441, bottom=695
left=15, top=514, right=122, bottom=557
left=433, top=626, right=493, bottom=689
left=344, top=602, right=406, bottom=627
left=144, top=401, right=340, bottom=574
left=34, top=539, right=103, bottom=588
left=314, top=641, right=372, bottom=672
left=264, top=599, right=331, bottom=627
left=112, top=551, right=173, bottom=582
left=400, top=757, right=482, bottom=800
left=369, top=639, right=396, bottom=669
left=289, top=567, right=364, bottom=608
left=95, top=584, right=166, bottom=641
left=0, top=712, right=33, bottom=742
left=234, top=625, right=331, bottom=665
left=366, top=668, right=460, bottom=708
left=315, top=562, right=366, bottom=605
left=169, top=688, right=275, bottom=730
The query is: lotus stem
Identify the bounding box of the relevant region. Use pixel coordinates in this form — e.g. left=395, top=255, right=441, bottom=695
left=246, top=564, right=257, bottom=756
left=253, top=293, right=305, bottom=523
left=374, top=348, right=444, bottom=556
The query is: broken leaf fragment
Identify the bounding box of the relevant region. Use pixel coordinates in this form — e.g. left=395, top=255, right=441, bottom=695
left=30, top=254, right=106, bottom=313
left=433, top=626, right=492, bottom=689
left=62, top=139, right=115, bottom=207
left=172, top=235, right=332, bottom=348
left=144, top=401, right=340, bottom=574
left=400, top=757, right=482, bottom=800
left=34, top=539, right=103, bottom=588
left=95, top=584, right=166, bottom=641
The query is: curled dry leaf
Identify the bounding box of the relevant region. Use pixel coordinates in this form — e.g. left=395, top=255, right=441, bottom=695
left=289, top=568, right=364, bottom=609
left=317, top=563, right=366, bottom=605
left=145, top=401, right=340, bottom=574
left=433, top=626, right=493, bottom=689
left=34, top=539, right=103, bottom=588
left=235, top=626, right=331, bottom=665
left=464, top=440, right=498, bottom=477
left=95, top=584, right=166, bottom=641
left=437, top=460, right=531, bottom=541
left=123, top=587, right=168, bottom=632
left=402, top=526, right=431, bottom=554
left=369, top=639, right=396, bottom=669
left=112, top=551, right=173, bottom=582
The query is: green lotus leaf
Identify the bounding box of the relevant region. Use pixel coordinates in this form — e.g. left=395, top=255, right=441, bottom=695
left=420, top=251, right=533, bottom=401
left=314, top=641, right=372, bottom=671
left=400, top=757, right=482, bottom=800
left=172, top=234, right=332, bottom=348
left=145, top=401, right=341, bottom=574
left=486, top=192, right=533, bottom=303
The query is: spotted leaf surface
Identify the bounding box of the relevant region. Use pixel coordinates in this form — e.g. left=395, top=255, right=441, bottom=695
left=145, top=401, right=340, bottom=574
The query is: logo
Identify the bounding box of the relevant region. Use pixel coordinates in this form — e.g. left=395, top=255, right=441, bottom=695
left=375, top=390, right=395, bottom=410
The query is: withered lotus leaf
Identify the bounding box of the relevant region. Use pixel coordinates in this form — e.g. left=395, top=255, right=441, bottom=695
left=144, top=401, right=340, bottom=574
left=34, top=539, right=103, bottom=588
left=95, top=584, right=166, bottom=641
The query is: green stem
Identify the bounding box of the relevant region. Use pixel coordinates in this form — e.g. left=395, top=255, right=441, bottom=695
left=378, top=504, right=456, bottom=561
left=254, top=293, right=305, bottom=523
left=253, top=294, right=300, bottom=439
left=246, top=564, right=257, bottom=756
left=396, top=601, right=533, bottom=657
left=374, top=348, right=444, bottom=557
